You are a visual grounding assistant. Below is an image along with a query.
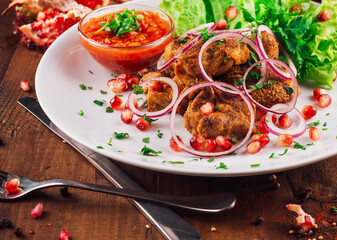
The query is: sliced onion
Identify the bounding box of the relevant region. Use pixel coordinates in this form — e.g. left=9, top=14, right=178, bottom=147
left=157, top=23, right=217, bottom=72
left=242, top=58, right=298, bottom=114
left=169, top=81, right=255, bottom=157
left=198, top=32, right=267, bottom=94
left=255, top=25, right=297, bottom=78
left=264, top=105, right=306, bottom=138
left=127, top=77, right=179, bottom=118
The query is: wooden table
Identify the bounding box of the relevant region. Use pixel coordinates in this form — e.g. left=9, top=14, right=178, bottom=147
left=1, top=1, right=337, bottom=239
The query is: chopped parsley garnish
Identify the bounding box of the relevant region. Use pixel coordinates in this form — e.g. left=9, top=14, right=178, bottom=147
left=108, top=137, right=113, bottom=146
left=323, top=122, right=327, bottom=127
left=231, top=136, right=238, bottom=143
left=322, top=128, right=328, bottom=131
left=293, top=141, right=306, bottom=150
left=88, top=86, right=93, bottom=90
left=248, top=72, right=263, bottom=81
left=265, top=118, right=270, bottom=122
left=251, top=29, right=259, bottom=39
left=79, top=84, right=87, bottom=90
left=307, top=142, right=315, bottom=146
left=247, top=51, right=259, bottom=65
left=233, top=78, right=244, bottom=87
left=214, top=106, right=220, bottom=112
left=223, top=56, right=228, bottom=60
left=133, top=84, right=144, bottom=94
left=142, top=137, right=150, bottom=143
left=189, top=158, right=202, bottom=162
left=78, top=110, right=84, bottom=116
left=157, top=130, right=163, bottom=139
left=249, top=80, right=276, bottom=90
left=100, top=90, right=107, bottom=94
left=141, top=145, right=162, bottom=156
left=111, top=73, right=116, bottom=77
left=207, top=156, right=215, bottom=162
left=269, top=153, right=275, bottom=159
left=329, top=206, right=337, bottom=214
left=179, top=38, right=187, bottom=43
left=93, top=9, right=142, bottom=36
left=326, top=113, right=330, bottom=116
left=97, top=146, right=104, bottom=149
left=141, top=100, right=147, bottom=108
left=142, top=114, right=158, bottom=126
left=113, top=132, right=129, bottom=139
left=200, top=27, right=216, bottom=41
left=105, top=106, right=114, bottom=113
left=93, top=100, right=105, bottom=106
left=307, top=120, right=320, bottom=128
left=283, top=86, right=294, bottom=95
left=89, top=70, right=94, bottom=74
left=216, top=40, right=224, bottom=45
left=250, top=163, right=260, bottom=167
left=162, top=161, right=184, bottom=164
left=229, top=152, right=237, bottom=156
left=115, top=94, right=123, bottom=97
left=216, top=162, right=228, bottom=169
left=279, top=148, right=288, bottom=156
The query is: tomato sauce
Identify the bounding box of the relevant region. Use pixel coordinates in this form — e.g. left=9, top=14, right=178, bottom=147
left=82, top=10, right=171, bottom=47
left=79, top=8, right=174, bottom=73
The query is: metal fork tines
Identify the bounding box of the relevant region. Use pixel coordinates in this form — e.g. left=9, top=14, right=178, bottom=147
left=0, top=170, right=236, bottom=213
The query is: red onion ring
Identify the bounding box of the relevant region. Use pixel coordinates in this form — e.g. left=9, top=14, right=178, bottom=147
left=169, top=81, right=255, bottom=157
left=198, top=32, right=267, bottom=94
left=264, top=105, right=306, bottom=138
left=127, top=77, right=179, bottom=118
left=157, top=23, right=217, bottom=72
left=242, top=58, right=298, bottom=114
left=255, top=25, right=297, bottom=78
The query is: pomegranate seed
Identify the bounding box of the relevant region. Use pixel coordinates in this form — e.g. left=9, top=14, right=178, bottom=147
left=205, top=138, right=217, bottom=152
left=271, top=114, right=277, bottom=124
left=59, top=229, right=71, bottom=240
left=251, top=134, right=270, bottom=147
left=112, top=78, right=128, bottom=94
left=20, top=80, right=30, bottom=91
left=29, top=229, right=35, bottom=234
left=121, top=109, right=134, bottom=124
left=190, top=135, right=205, bottom=150
left=226, top=6, right=238, bottom=20
left=148, top=80, right=164, bottom=92
left=51, top=9, right=61, bottom=17
left=301, top=105, right=317, bottom=119
left=317, top=94, right=331, bottom=108
left=255, top=121, right=269, bottom=134
left=5, top=178, right=20, bottom=193
left=290, top=4, right=302, bottom=13
left=107, top=79, right=117, bottom=91
left=246, top=140, right=261, bottom=154
left=215, top=136, right=232, bottom=151
left=135, top=117, right=149, bottom=131
left=31, top=21, right=42, bottom=31
left=309, top=127, right=321, bottom=141
left=313, top=88, right=326, bottom=100
left=278, top=114, right=292, bottom=129
left=109, top=96, right=123, bottom=110
left=215, top=19, right=227, bottom=30
left=125, top=98, right=139, bottom=110
left=37, top=30, right=47, bottom=39
left=30, top=203, right=43, bottom=219
left=126, top=76, right=139, bottom=89
left=200, top=102, right=214, bottom=115
left=255, top=109, right=266, bottom=121
left=169, top=136, right=184, bottom=152
left=317, top=9, right=333, bottom=22
left=277, top=134, right=293, bottom=147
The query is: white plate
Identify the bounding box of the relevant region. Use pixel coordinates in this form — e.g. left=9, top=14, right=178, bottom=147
left=35, top=1, right=337, bottom=177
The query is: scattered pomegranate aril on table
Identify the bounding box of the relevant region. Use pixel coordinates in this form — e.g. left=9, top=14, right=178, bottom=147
left=246, top=140, right=261, bottom=154
left=317, top=94, right=331, bottom=108
left=121, top=109, right=134, bottom=124
left=169, top=136, right=184, bottom=152
left=278, top=113, right=292, bottom=129
left=309, top=127, right=321, bottom=141
left=255, top=121, right=269, bottom=134
left=5, top=178, right=20, bottom=193
left=20, top=80, right=30, bottom=91
left=251, top=134, right=270, bottom=147
left=58, top=229, right=71, bottom=240
left=190, top=135, right=205, bottom=150
left=277, top=134, right=293, bottom=147
left=301, top=105, right=317, bottom=119
left=313, top=88, right=326, bottom=100
left=286, top=204, right=316, bottom=233
left=30, top=202, right=43, bottom=219
left=109, top=96, right=123, bottom=110
left=135, top=117, right=149, bottom=131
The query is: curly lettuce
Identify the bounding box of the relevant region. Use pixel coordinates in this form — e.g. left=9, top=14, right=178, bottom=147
left=160, top=0, right=337, bottom=88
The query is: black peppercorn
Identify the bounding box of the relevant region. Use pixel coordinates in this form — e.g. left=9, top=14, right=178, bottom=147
left=255, top=216, right=264, bottom=225
left=13, top=227, right=23, bottom=237
left=60, top=186, right=69, bottom=197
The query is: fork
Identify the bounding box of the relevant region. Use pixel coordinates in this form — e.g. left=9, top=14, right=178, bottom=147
left=0, top=170, right=236, bottom=213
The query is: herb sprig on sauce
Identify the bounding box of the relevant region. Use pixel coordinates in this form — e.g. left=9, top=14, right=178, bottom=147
left=93, top=9, right=143, bottom=36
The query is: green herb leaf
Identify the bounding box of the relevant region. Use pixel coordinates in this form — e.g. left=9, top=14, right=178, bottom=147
left=233, top=78, right=244, bottom=87
left=142, top=137, right=150, bottom=143
left=162, top=160, right=184, bottom=164
left=105, top=107, right=114, bottom=113
left=269, top=153, right=275, bottom=159
left=93, top=100, right=105, bottom=106
left=142, top=114, right=158, bottom=126
left=141, top=145, right=162, bottom=156
left=89, top=70, right=93, bottom=74
left=157, top=130, right=163, bottom=139
left=113, top=132, right=129, bottom=139
left=200, top=27, right=216, bottom=41
left=100, top=90, right=107, bottom=94
left=179, top=38, right=187, bottom=43
left=279, top=148, right=288, bottom=156
left=307, top=120, right=320, bottom=128
left=207, top=156, right=215, bottom=162
left=216, top=162, right=228, bottom=169
left=88, top=86, right=93, bottom=90
left=283, top=86, right=294, bottom=95
left=250, top=163, right=260, bottom=167
left=79, top=84, right=87, bottom=90
left=293, top=141, right=306, bottom=150
left=133, top=84, right=144, bottom=94
left=231, top=136, right=238, bottom=143
left=214, top=106, right=220, bottom=112
left=249, top=80, right=276, bottom=90
left=78, top=110, right=84, bottom=116
left=97, top=146, right=104, bottom=149
left=248, top=72, right=263, bottom=81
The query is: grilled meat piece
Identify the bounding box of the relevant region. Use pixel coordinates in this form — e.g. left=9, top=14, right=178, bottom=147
left=261, top=31, right=279, bottom=59
left=183, top=87, right=252, bottom=140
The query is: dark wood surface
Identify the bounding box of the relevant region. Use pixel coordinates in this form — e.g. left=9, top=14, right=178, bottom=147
left=1, top=1, right=337, bottom=239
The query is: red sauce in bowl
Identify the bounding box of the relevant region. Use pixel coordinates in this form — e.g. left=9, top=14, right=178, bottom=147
left=78, top=6, right=174, bottom=73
